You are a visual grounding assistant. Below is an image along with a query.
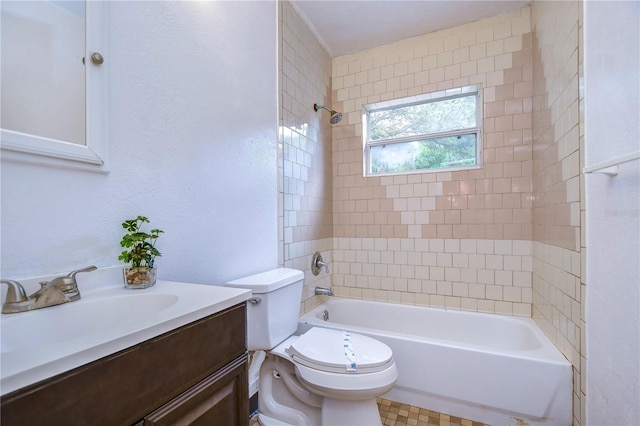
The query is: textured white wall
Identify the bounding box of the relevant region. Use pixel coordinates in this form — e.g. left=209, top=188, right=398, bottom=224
left=1, top=1, right=279, bottom=285
left=584, top=1, right=640, bottom=424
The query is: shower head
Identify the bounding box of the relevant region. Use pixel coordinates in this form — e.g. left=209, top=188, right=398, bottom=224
left=314, top=103, right=343, bottom=124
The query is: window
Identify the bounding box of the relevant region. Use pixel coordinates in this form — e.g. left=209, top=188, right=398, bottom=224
left=362, top=85, right=482, bottom=176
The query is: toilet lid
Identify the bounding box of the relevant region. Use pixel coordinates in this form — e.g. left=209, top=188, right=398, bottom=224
left=286, top=328, right=394, bottom=374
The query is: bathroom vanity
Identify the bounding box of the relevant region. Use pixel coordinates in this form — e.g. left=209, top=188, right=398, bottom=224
left=2, top=304, right=247, bottom=425
left=0, top=274, right=251, bottom=426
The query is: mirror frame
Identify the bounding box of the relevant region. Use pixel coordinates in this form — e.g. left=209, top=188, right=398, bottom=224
left=1, top=2, right=109, bottom=171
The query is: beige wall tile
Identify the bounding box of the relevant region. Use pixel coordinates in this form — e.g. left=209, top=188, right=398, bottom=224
left=530, top=1, right=583, bottom=423
left=280, top=1, right=333, bottom=308
left=284, top=4, right=582, bottom=420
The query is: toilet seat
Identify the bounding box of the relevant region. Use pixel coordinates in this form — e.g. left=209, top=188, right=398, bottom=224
left=287, top=328, right=394, bottom=374
left=281, top=328, right=398, bottom=400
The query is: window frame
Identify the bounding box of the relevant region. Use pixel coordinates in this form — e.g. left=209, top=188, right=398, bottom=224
left=362, top=84, right=483, bottom=177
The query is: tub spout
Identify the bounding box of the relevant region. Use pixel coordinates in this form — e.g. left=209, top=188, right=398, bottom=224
left=315, top=286, right=333, bottom=296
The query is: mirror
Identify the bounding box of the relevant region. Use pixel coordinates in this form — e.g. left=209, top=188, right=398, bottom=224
left=1, top=1, right=108, bottom=169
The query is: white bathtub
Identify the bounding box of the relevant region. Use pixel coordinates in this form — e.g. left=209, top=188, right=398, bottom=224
left=298, top=298, right=572, bottom=426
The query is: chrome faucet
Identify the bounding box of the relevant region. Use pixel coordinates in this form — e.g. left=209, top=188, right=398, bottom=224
left=1, top=280, right=27, bottom=306
left=311, top=251, right=329, bottom=276
left=1, top=265, right=97, bottom=314
left=315, top=287, right=334, bottom=296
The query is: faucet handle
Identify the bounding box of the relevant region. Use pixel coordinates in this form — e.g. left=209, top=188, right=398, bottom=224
left=48, top=266, right=97, bottom=300
left=311, top=252, right=329, bottom=276
left=50, top=265, right=97, bottom=286
left=1, top=280, right=28, bottom=303
left=68, top=265, right=97, bottom=282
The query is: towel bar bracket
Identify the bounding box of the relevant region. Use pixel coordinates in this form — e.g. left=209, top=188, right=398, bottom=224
left=584, top=150, right=640, bottom=176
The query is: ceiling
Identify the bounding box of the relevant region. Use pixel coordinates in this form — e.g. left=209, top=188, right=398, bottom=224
left=290, top=1, right=530, bottom=57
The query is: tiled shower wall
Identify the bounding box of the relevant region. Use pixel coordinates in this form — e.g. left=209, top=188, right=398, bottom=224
left=531, top=1, right=584, bottom=424
left=278, top=1, right=333, bottom=308
left=330, top=8, right=535, bottom=315
left=280, top=2, right=585, bottom=424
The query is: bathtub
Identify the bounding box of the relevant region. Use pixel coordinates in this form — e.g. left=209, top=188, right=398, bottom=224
left=297, top=298, right=572, bottom=426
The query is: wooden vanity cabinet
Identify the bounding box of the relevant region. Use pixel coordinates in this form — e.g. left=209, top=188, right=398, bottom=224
left=1, top=303, right=249, bottom=426
left=139, top=354, right=247, bottom=425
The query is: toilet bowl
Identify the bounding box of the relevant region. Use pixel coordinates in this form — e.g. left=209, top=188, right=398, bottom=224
left=226, top=268, right=397, bottom=426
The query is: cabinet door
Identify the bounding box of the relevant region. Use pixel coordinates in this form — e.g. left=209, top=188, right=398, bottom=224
left=142, top=354, right=248, bottom=426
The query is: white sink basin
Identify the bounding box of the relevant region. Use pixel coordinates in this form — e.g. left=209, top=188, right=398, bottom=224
left=0, top=276, right=251, bottom=396
left=1, top=293, right=178, bottom=354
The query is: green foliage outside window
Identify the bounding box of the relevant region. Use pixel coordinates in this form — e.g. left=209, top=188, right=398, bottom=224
left=369, top=96, right=476, bottom=141
left=365, top=87, right=481, bottom=176
left=371, top=134, right=476, bottom=174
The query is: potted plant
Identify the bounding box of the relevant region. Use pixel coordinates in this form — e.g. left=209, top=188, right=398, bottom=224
left=119, top=215, right=164, bottom=289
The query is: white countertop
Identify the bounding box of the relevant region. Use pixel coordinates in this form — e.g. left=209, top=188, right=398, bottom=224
left=0, top=274, right=250, bottom=396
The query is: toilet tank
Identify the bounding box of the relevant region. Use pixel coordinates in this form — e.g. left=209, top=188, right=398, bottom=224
left=226, top=268, right=304, bottom=351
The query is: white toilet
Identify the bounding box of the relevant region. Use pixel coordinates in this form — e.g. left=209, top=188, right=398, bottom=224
left=226, top=268, right=398, bottom=426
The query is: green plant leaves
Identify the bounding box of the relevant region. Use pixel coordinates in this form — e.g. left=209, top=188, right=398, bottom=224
left=119, top=216, right=163, bottom=268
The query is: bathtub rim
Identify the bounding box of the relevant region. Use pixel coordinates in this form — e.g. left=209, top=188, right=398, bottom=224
left=299, top=297, right=570, bottom=366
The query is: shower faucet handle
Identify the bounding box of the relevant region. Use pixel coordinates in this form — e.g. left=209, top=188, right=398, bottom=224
left=311, top=251, right=329, bottom=276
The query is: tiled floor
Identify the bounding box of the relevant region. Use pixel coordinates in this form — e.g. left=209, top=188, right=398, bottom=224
left=249, top=398, right=490, bottom=426
left=377, top=399, right=488, bottom=426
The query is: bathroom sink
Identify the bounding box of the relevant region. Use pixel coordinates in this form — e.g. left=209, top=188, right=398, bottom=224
left=0, top=272, right=251, bottom=396
left=0, top=293, right=178, bottom=354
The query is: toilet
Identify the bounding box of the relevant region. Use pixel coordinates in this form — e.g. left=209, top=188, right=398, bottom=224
left=226, top=268, right=397, bottom=426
